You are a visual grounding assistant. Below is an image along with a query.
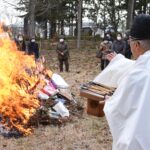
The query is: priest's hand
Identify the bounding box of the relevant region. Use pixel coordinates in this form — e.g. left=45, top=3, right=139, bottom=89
left=106, top=52, right=117, bottom=61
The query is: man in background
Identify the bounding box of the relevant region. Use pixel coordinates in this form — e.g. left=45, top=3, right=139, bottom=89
left=28, top=38, right=39, bottom=60
left=124, top=30, right=132, bottom=59
left=56, top=36, right=69, bottom=72
left=16, top=35, right=26, bottom=52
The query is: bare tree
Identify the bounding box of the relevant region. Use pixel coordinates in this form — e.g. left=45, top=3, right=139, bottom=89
left=28, top=0, right=37, bottom=38
left=126, top=0, right=135, bottom=29
left=77, top=0, right=82, bottom=49
left=2, top=0, right=17, bottom=7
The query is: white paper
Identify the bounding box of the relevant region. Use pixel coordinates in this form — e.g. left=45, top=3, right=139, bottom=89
left=38, top=91, right=49, bottom=100
left=53, top=102, right=69, bottom=117
left=52, top=73, right=69, bottom=88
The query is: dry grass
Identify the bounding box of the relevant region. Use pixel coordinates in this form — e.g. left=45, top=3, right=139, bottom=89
left=0, top=49, right=112, bottom=150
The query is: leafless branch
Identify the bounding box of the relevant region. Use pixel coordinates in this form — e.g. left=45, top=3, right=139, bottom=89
left=2, top=0, right=18, bottom=7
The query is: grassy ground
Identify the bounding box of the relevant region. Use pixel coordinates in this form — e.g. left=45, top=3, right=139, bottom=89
left=0, top=49, right=112, bottom=150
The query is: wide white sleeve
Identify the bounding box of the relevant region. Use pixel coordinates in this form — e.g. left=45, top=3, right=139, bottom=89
left=93, top=54, right=135, bottom=88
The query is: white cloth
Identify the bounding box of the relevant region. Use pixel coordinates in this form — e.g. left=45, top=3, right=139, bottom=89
left=93, top=54, right=135, bottom=88
left=104, top=50, right=150, bottom=150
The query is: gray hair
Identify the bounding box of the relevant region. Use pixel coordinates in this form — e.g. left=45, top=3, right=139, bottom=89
left=139, top=39, right=150, bottom=51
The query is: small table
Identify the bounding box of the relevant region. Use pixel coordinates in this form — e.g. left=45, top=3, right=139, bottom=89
left=80, top=89, right=105, bottom=117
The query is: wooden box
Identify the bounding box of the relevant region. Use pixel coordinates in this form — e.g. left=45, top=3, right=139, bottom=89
left=80, top=82, right=115, bottom=117
left=80, top=89, right=105, bottom=117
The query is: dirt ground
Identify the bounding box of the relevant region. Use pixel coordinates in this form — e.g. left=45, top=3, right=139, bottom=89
left=0, top=49, right=112, bottom=150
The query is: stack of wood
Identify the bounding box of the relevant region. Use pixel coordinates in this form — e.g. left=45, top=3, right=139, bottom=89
left=81, top=82, right=115, bottom=98
left=80, top=82, right=115, bottom=117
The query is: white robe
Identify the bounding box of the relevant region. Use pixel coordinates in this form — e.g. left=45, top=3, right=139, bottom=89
left=104, top=51, right=150, bottom=150
left=93, top=54, right=135, bottom=88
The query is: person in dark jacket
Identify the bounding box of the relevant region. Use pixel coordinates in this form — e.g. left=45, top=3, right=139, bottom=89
left=96, top=40, right=112, bottom=70
left=56, top=37, right=69, bottom=72
left=111, top=33, right=126, bottom=55
left=104, top=33, right=113, bottom=42
left=124, top=32, right=132, bottom=59
left=28, top=38, right=39, bottom=60
left=16, top=35, right=26, bottom=52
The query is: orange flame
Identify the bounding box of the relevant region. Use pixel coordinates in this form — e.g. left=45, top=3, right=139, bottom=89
left=0, top=24, right=40, bottom=135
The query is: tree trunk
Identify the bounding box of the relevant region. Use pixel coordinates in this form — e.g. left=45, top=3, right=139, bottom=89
left=143, top=0, right=147, bottom=14
left=77, top=0, right=82, bottom=49
left=44, top=20, right=47, bottom=39
left=61, top=20, right=64, bottom=35
left=28, top=0, right=36, bottom=39
left=69, top=18, right=74, bottom=36
left=103, top=0, right=107, bottom=34
left=24, top=16, right=28, bottom=37
left=69, top=3, right=74, bottom=36
left=112, top=0, right=117, bottom=32
left=50, top=21, right=56, bottom=38
left=126, top=0, right=135, bottom=29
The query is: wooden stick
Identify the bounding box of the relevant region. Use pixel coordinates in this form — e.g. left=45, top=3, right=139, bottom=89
left=89, top=86, right=110, bottom=95
left=81, top=86, right=105, bottom=96
left=91, top=82, right=116, bottom=91
left=90, top=85, right=112, bottom=93
left=87, top=88, right=106, bottom=96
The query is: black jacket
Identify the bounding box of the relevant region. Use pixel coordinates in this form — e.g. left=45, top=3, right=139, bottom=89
left=28, top=41, right=39, bottom=59
left=111, top=40, right=126, bottom=55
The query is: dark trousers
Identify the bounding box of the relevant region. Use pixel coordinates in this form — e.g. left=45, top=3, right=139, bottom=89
left=101, top=59, right=109, bottom=70
left=59, top=58, right=69, bottom=72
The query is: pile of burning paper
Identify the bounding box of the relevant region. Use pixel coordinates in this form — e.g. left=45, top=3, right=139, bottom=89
left=33, top=71, right=83, bottom=126
left=0, top=24, right=83, bottom=137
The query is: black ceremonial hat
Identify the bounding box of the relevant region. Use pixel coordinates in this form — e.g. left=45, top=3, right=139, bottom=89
left=130, top=14, right=150, bottom=40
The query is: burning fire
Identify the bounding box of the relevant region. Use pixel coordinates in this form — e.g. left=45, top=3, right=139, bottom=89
left=0, top=24, right=40, bottom=135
